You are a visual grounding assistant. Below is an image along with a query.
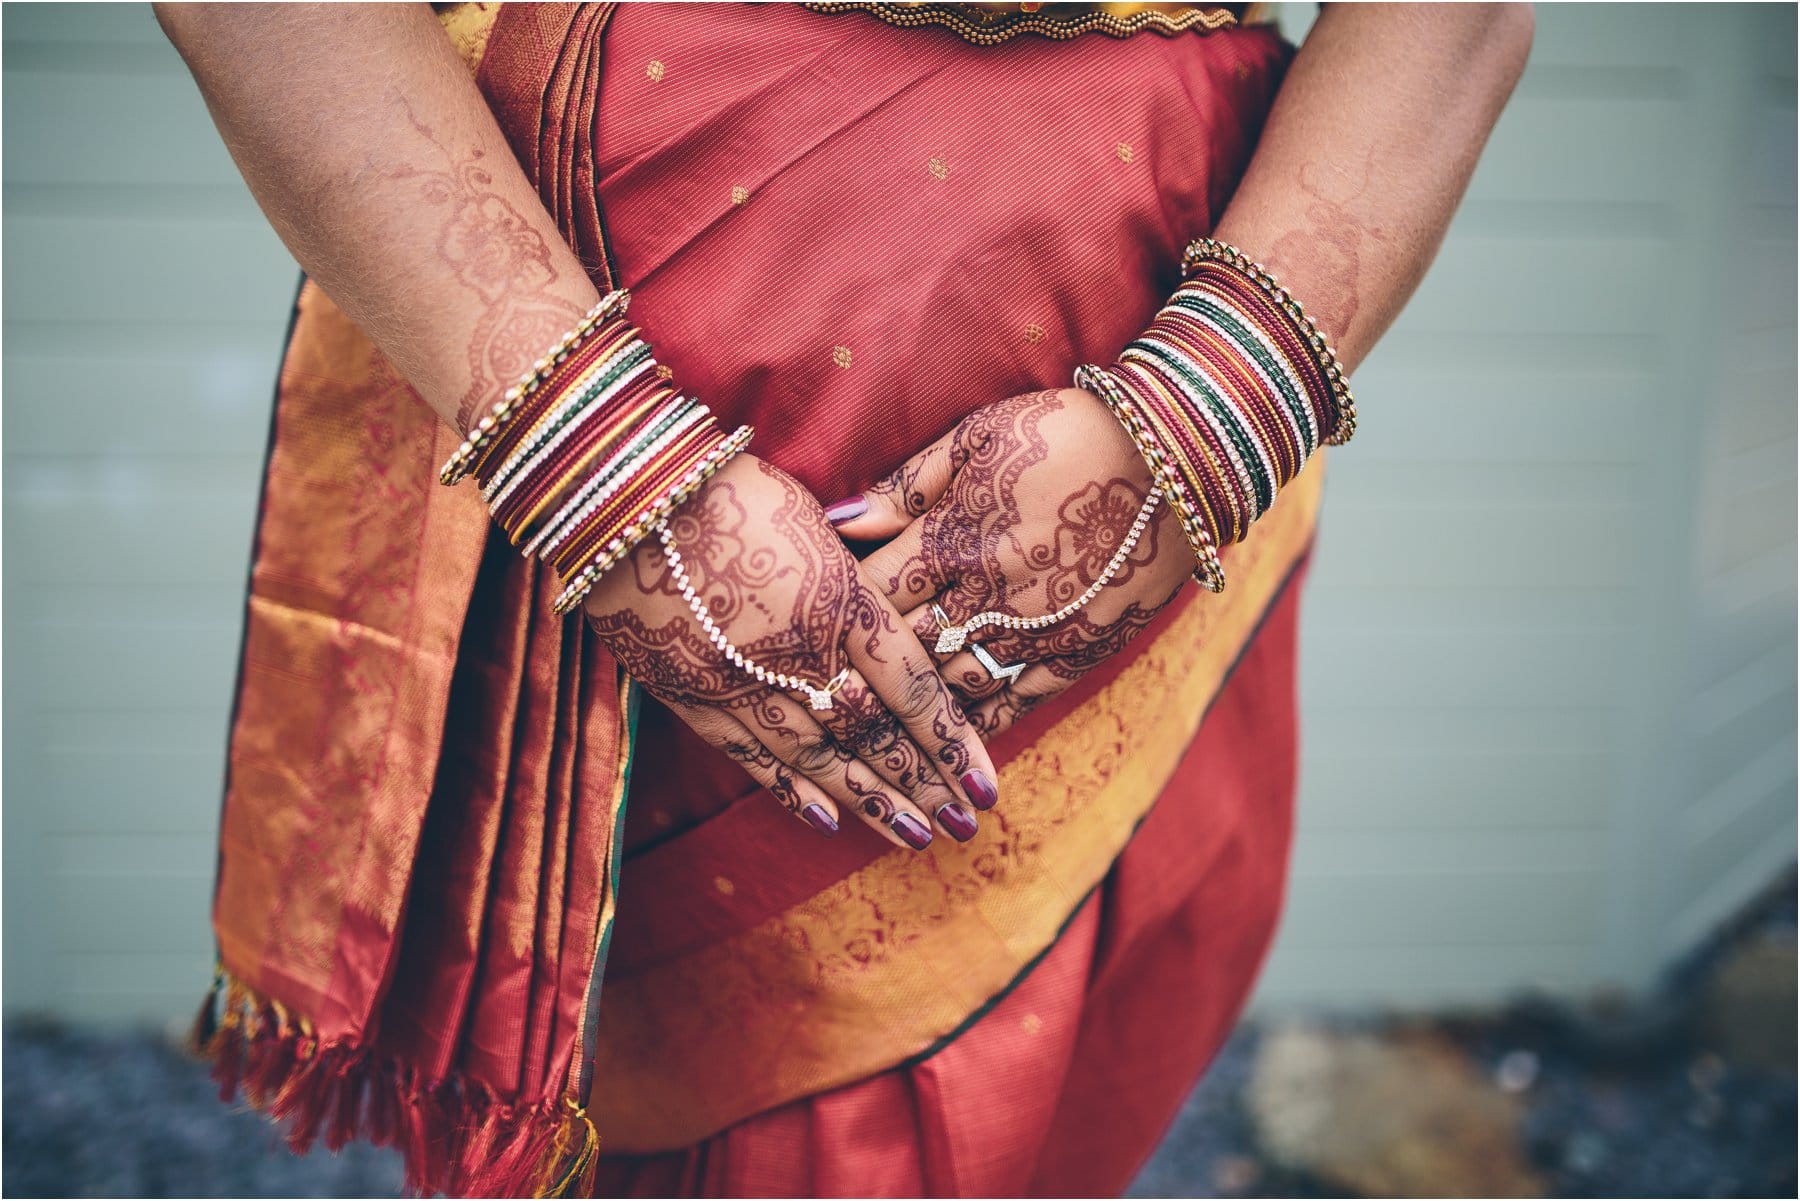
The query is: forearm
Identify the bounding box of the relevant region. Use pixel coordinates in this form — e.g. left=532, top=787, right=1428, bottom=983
left=154, top=1, right=601, bottom=433
left=1211, top=3, right=1535, bottom=370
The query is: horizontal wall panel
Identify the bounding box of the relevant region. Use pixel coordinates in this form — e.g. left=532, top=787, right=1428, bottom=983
left=5, top=353, right=282, bottom=456
left=1305, top=503, right=1636, bottom=591
left=1275, top=870, right=1604, bottom=950
left=1255, top=942, right=1602, bottom=1011
left=3, top=72, right=243, bottom=187
left=1289, top=828, right=1609, bottom=877
left=1297, top=748, right=1613, bottom=831
left=5, top=216, right=296, bottom=324
left=21, top=620, right=240, bottom=712
left=1471, top=98, right=1681, bottom=205
left=40, top=747, right=226, bottom=835
left=1298, top=627, right=1632, bottom=711
left=47, top=870, right=212, bottom=956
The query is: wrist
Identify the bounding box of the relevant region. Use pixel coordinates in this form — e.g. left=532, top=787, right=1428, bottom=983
left=581, top=451, right=762, bottom=618
left=434, top=289, right=755, bottom=616
left=1055, top=386, right=1155, bottom=492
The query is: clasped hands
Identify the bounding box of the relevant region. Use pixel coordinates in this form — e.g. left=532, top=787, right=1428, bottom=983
left=582, top=386, right=1194, bottom=851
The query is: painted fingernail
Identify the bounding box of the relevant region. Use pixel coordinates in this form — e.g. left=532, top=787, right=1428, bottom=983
left=802, top=804, right=839, bottom=836
left=936, top=802, right=978, bottom=842
left=891, top=812, right=934, bottom=851
left=824, top=494, right=868, bottom=526
left=961, top=770, right=998, bottom=811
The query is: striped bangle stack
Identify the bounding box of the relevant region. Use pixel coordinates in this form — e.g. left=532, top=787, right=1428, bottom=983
left=1073, top=236, right=1357, bottom=593
left=437, top=289, right=754, bottom=616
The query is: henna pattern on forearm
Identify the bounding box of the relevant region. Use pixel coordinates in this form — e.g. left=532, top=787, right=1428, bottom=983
left=383, top=104, right=586, bottom=433
left=1266, top=150, right=1385, bottom=343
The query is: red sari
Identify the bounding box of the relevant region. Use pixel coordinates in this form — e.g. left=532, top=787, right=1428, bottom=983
left=195, top=4, right=1325, bottom=1196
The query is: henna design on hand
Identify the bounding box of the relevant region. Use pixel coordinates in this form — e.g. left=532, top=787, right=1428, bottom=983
left=879, top=387, right=1191, bottom=715
left=588, top=460, right=859, bottom=707
left=1025, top=478, right=1161, bottom=608
left=893, top=388, right=1058, bottom=605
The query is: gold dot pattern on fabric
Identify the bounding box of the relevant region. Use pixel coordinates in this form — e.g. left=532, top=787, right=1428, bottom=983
left=832, top=345, right=853, bottom=369
left=1024, top=322, right=1047, bottom=344
left=713, top=875, right=735, bottom=895
left=654, top=363, right=674, bottom=380
left=646, top=59, right=666, bottom=81
left=1020, top=1012, right=1044, bottom=1036
left=730, top=185, right=749, bottom=205
left=927, top=156, right=949, bottom=181
left=1116, top=141, right=1135, bottom=163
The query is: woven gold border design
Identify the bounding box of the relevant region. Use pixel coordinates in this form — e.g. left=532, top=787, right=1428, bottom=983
left=801, top=1, right=1238, bottom=43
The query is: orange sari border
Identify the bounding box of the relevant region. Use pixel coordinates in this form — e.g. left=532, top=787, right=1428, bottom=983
left=589, top=450, right=1327, bottom=1151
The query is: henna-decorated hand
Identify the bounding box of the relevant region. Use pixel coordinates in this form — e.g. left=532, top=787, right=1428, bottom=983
left=829, top=388, right=1194, bottom=737
left=582, top=453, right=999, bottom=850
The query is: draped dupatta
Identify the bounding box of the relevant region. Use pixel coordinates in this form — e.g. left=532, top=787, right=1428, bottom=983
left=191, top=6, right=635, bottom=1197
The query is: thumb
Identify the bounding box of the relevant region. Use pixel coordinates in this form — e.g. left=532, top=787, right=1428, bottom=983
left=825, top=424, right=960, bottom=540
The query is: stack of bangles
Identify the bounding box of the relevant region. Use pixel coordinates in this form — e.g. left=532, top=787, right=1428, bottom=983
left=1074, top=236, right=1357, bottom=594
left=438, top=289, right=754, bottom=618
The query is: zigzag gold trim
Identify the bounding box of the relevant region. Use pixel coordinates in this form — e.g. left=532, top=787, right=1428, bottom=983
left=801, top=1, right=1238, bottom=43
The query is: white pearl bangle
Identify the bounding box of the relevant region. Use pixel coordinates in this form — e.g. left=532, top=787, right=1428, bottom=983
left=933, top=488, right=1162, bottom=655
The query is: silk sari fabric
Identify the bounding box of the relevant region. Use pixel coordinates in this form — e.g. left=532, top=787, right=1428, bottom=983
left=193, top=3, right=1322, bottom=1197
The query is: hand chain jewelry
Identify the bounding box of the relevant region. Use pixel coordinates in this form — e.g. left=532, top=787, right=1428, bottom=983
left=932, top=488, right=1163, bottom=657
left=654, top=520, right=852, bottom=711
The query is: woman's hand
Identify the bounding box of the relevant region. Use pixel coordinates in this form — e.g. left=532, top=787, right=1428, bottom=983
left=828, top=388, right=1194, bottom=737
left=583, top=453, right=998, bottom=850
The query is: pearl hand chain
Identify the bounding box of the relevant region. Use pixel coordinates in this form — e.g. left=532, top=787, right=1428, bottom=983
left=654, top=520, right=851, bottom=711
left=932, top=487, right=1162, bottom=656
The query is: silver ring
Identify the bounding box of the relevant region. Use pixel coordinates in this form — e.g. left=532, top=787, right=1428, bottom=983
left=933, top=605, right=1025, bottom=684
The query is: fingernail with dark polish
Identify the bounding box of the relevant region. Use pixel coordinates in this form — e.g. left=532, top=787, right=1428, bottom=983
left=961, top=770, right=999, bottom=811
left=891, top=812, right=934, bottom=851
left=825, top=495, right=868, bottom=526
left=802, top=804, right=839, bottom=836
left=936, top=802, right=978, bottom=843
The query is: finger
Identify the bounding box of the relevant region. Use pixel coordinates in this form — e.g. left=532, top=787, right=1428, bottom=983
left=860, top=521, right=940, bottom=613
left=904, top=597, right=1038, bottom=666
left=967, top=664, right=1072, bottom=739
left=824, top=423, right=961, bottom=541
left=737, top=688, right=941, bottom=852
left=848, top=585, right=1002, bottom=814
left=816, top=668, right=980, bottom=843
left=663, top=698, right=842, bottom=837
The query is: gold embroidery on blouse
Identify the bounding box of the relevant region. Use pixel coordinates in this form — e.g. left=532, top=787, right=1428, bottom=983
left=927, top=155, right=950, bottom=180
left=1116, top=141, right=1135, bottom=163
left=802, top=1, right=1238, bottom=44
left=832, top=345, right=854, bottom=368
left=646, top=59, right=666, bottom=81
